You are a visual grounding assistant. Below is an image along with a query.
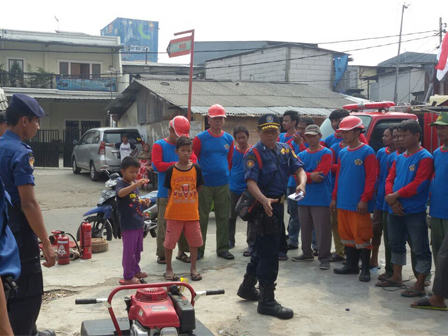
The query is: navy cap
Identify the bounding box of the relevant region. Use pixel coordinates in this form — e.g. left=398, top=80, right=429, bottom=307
left=258, top=113, right=280, bottom=132
left=9, top=94, right=45, bottom=118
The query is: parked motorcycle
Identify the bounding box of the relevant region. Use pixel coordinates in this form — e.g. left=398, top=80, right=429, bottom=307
left=77, top=169, right=157, bottom=241
left=76, top=282, right=224, bottom=336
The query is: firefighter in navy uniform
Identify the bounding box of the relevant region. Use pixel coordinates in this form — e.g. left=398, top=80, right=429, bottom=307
left=0, top=94, right=56, bottom=336
left=237, top=114, right=306, bottom=319
left=0, top=177, right=21, bottom=336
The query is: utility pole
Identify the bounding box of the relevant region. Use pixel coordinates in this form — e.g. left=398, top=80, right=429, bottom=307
left=440, top=17, right=446, bottom=95
left=394, top=3, right=409, bottom=104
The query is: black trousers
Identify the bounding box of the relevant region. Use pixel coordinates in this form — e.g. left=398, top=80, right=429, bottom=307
left=7, top=205, right=44, bottom=335
left=246, top=202, right=285, bottom=286
left=8, top=272, right=43, bottom=335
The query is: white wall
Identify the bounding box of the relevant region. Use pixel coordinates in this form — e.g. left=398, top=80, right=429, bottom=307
left=205, top=46, right=333, bottom=90
left=377, top=68, right=425, bottom=103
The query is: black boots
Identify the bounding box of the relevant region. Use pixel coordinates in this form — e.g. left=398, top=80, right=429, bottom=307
left=257, top=283, right=293, bottom=320
left=358, top=249, right=371, bottom=282
left=333, top=246, right=360, bottom=275
left=237, top=273, right=260, bottom=301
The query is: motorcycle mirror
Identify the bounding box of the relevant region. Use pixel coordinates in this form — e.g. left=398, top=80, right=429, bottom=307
left=73, top=139, right=78, bottom=145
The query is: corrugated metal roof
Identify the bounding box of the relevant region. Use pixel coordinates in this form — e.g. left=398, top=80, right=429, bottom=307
left=185, top=106, right=332, bottom=117
left=378, top=52, right=437, bottom=67
left=134, top=78, right=356, bottom=110
left=3, top=90, right=118, bottom=101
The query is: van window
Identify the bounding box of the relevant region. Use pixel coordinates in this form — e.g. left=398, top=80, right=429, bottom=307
left=103, top=131, right=142, bottom=145
left=80, top=132, right=94, bottom=145
left=369, top=119, right=404, bottom=152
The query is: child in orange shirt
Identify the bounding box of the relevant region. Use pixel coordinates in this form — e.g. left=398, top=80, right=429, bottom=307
left=163, top=136, right=204, bottom=281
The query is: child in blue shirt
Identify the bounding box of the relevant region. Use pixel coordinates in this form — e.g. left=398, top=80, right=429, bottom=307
left=116, top=157, right=151, bottom=285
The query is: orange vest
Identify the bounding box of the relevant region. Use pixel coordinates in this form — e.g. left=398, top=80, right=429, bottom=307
left=165, top=165, right=200, bottom=221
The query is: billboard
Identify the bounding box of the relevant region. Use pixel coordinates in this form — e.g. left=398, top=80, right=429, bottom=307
left=101, top=18, right=159, bottom=62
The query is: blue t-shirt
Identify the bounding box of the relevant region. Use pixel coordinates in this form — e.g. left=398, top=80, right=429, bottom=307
left=152, top=139, right=178, bottom=198
left=287, top=141, right=308, bottom=187
left=324, top=132, right=343, bottom=148
left=298, top=147, right=333, bottom=207
left=330, top=142, right=345, bottom=191
left=229, top=146, right=248, bottom=194
left=375, top=147, right=393, bottom=210
left=430, top=146, right=448, bottom=219
left=116, top=180, right=145, bottom=231
left=244, top=142, right=303, bottom=197
left=382, top=150, right=400, bottom=211
left=335, top=144, right=377, bottom=213
left=387, top=148, right=433, bottom=215
left=193, top=130, right=234, bottom=187
left=278, top=133, right=294, bottom=144
left=0, top=130, right=35, bottom=204
left=0, top=180, right=21, bottom=280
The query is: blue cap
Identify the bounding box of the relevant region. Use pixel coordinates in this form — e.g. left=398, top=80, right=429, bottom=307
left=9, top=94, right=45, bottom=118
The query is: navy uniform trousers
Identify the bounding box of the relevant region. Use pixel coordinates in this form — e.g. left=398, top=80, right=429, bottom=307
left=8, top=205, right=43, bottom=336
left=246, top=202, right=285, bottom=286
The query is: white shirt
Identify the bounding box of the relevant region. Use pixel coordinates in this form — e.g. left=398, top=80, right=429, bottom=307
left=120, top=142, right=132, bottom=161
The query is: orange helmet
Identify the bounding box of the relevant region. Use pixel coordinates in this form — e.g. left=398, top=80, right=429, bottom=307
left=208, top=104, right=226, bottom=118
left=336, top=116, right=364, bottom=132
left=169, top=116, right=190, bottom=137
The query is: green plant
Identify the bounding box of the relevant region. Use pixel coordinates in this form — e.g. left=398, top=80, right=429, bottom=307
left=28, top=66, right=54, bottom=88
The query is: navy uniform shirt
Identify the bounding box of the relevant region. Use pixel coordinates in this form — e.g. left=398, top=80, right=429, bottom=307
left=0, top=130, right=35, bottom=204
left=0, top=178, right=21, bottom=280
left=244, top=141, right=303, bottom=197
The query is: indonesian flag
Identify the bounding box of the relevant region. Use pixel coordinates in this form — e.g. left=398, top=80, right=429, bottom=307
left=436, top=33, right=448, bottom=81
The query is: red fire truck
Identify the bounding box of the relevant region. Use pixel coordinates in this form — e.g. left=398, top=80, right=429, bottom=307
left=320, top=97, right=448, bottom=153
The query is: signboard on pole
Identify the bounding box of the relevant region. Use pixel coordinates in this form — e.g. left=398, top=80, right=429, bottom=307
left=166, top=35, right=192, bottom=58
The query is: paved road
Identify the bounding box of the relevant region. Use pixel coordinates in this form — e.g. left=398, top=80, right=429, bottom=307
left=33, top=169, right=446, bottom=336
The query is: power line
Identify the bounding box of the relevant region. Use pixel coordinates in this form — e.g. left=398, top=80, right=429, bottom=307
left=317, top=30, right=437, bottom=44
left=0, top=31, right=438, bottom=56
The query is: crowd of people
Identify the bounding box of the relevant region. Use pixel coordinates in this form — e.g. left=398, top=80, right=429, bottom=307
left=1, top=94, right=447, bottom=335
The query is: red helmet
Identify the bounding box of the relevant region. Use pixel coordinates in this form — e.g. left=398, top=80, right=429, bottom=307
left=208, top=104, right=226, bottom=118
left=169, top=116, right=190, bottom=137
left=336, top=116, right=364, bottom=132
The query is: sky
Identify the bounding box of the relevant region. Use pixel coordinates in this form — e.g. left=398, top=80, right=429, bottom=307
left=1, top=0, right=446, bottom=66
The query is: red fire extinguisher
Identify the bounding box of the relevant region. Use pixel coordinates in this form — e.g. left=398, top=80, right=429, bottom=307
left=57, top=231, right=70, bottom=265
left=80, top=222, right=92, bottom=260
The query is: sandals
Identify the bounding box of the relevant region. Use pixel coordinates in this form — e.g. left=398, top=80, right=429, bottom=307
left=134, top=272, right=148, bottom=278
left=410, top=298, right=448, bottom=311
left=157, top=257, right=166, bottom=265
left=163, top=272, right=179, bottom=281
left=377, top=273, right=392, bottom=281
left=375, top=279, right=403, bottom=288
left=401, top=289, right=426, bottom=298
left=278, top=252, right=288, bottom=261
left=243, top=247, right=253, bottom=257
left=119, top=277, right=142, bottom=285
left=191, top=273, right=202, bottom=281
left=176, top=252, right=191, bottom=264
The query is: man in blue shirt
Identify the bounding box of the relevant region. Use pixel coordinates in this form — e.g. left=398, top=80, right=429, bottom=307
left=0, top=94, right=56, bottom=336
left=193, top=104, right=234, bottom=260
left=237, top=113, right=306, bottom=319
left=228, top=125, right=253, bottom=253
left=0, top=176, right=20, bottom=336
